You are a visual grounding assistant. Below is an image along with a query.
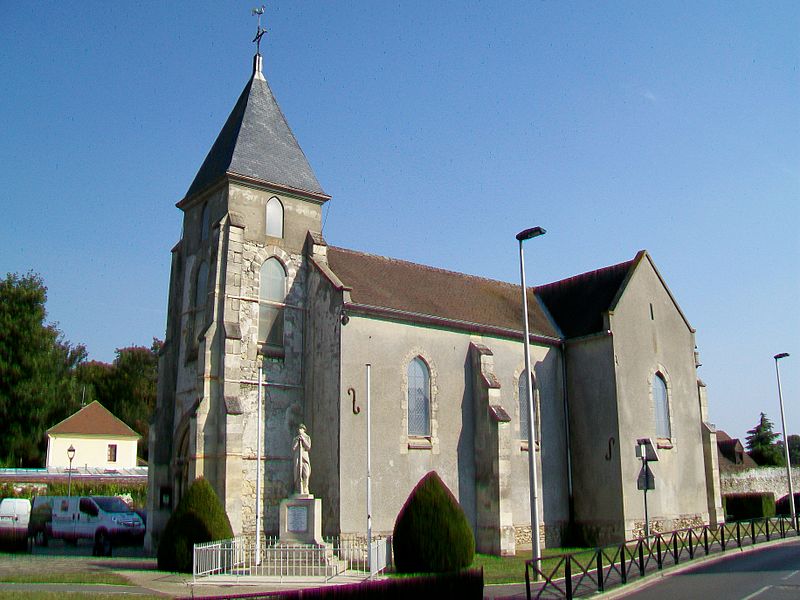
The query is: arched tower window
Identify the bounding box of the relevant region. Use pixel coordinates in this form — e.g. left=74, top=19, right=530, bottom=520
left=266, top=197, right=284, bottom=238
left=407, top=357, right=431, bottom=437
left=259, top=257, right=286, bottom=346
left=518, top=370, right=540, bottom=444
left=654, top=373, right=671, bottom=438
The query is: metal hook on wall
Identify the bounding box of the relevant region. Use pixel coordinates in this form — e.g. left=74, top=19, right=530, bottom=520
left=348, top=387, right=360, bottom=414
left=604, top=436, right=616, bottom=461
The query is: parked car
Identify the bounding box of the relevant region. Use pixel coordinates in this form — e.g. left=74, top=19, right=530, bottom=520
left=0, top=498, right=31, bottom=550
left=28, top=495, right=145, bottom=556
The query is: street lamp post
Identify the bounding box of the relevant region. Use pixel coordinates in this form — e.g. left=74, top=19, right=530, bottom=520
left=517, top=226, right=546, bottom=565
left=774, top=352, right=795, bottom=528
left=67, top=445, right=76, bottom=497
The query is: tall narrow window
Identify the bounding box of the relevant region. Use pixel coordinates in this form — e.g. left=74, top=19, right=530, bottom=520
left=200, top=203, right=210, bottom=241
left=194, top=261, right=209, bottom=338
left=107, top=444, right=117, bottom=462
left=259, top=258, right=286, bottom=346
left=266, top=197, right=284, bottom=238
left=654, top=373, right=671, bottom=438
left=408, top=357, right=431, bottom=437
left=518, top=370, right=540, bottom=443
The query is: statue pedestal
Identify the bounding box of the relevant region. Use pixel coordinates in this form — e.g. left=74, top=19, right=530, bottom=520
left=279, top=495, right=324, bottom=546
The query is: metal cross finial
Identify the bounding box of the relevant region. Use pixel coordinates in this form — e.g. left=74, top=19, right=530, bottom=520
left=252, top=5, right=267, bottom=55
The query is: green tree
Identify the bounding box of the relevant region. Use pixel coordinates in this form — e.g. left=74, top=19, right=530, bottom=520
left=746, top=413, right=784, bottom=467
left=77, top=340, right=161, bottom=461
left=788, top=434, right=800, bottom=467
left=0, top=272, right=86, bottom=466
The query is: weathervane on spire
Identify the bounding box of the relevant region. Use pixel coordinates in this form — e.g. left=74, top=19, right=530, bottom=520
left=252, top=5, right=267, bottom=55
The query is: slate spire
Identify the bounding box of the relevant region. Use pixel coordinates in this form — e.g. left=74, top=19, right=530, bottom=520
left=185, top=53, right=326, bottom=199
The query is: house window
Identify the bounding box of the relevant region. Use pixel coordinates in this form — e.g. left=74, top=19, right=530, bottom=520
left=654, top=373, right=671, bottom=439
left=518, top=370, right=540, bottom=448
left=194, top=261, right=209, bottom=338
left=107, top=444, right=117, bottom=462
left=259, top=257, right=286, bottom=346
left=266, top=197, right=284, bottom=238
left=407, top=357, right=431, bottom=437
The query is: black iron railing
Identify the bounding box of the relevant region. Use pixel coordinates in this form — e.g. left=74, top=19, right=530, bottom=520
left=525, top=516, right=799, bottom=599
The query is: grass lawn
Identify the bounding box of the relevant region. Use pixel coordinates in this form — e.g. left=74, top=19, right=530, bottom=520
left=0, top=553, right=155, bottom=586
left=0, top=572, right=130, bottom=585
left=0, top=594, right=163, bottom=600
left=473, top=547, right=595, bottom=584
left=389, top=547, right=595, bottom=584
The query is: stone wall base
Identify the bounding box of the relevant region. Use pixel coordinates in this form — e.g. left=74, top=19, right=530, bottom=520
left=514, top=522, right=563, bottom=550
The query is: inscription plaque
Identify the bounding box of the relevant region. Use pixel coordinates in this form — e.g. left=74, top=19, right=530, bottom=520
left=287, top=505, right=308, bottom=532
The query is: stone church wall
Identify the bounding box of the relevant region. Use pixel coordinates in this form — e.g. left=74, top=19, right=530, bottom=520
left=611, top=259, right=710, bottom=539
left=335, top=314, right=567, bottom=547
left=303, top=256, right=344, bottom=536
left=565, top=334, right=625, bottom=544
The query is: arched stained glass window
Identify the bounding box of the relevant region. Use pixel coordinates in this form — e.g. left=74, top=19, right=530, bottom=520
left=518, top=370, right=540, bottom=442
left=654, top=373, right=671, bottom=438
left=408, top=357, right=431, bottom=437
left=259, top=258, right=286, bottom=346
left=266, top=197, right=284, bottom=238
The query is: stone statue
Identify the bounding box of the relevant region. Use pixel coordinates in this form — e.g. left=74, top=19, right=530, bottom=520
left=292, top=424, right=311, bottom=496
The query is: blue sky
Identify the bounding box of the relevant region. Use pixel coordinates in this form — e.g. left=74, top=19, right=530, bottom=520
left=1, top=2, right=797, bottom=443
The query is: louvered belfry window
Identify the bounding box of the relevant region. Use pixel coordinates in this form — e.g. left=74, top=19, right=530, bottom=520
left=259, top=257, right=286, bottom=346
left=407, top=357, right=431, bottom=436
left=654, top=373, right=671, bottom=438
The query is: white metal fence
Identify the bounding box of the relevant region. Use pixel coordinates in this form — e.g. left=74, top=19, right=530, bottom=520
left=369, top=537, right=390, bottom=577
left=193, top=536, right=392, bottom=582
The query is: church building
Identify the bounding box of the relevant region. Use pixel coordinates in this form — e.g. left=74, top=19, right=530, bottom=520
left=146, top=47, right=723, bottom=555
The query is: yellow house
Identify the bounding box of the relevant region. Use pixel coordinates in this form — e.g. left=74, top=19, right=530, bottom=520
left=46, top=401, right=140, bottom=469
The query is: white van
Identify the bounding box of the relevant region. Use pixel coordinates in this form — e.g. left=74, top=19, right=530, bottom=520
left=33, top=496, right=144, bottom=556
left=0, top=498, right=31, bottom=549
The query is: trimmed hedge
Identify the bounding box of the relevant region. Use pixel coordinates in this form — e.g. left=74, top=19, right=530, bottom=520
left=723, top=492, right=775, bottom=520
left=776, top=492, right=800, bottom=516
left=0, top=482, right=147, bottom=507
left=393, top=471, right=475, bottom=573
left=157, top=477, right=233, bottom=573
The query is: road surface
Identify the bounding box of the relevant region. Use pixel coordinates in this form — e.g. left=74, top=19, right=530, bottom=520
left=622, top=538, right=800, bottom=599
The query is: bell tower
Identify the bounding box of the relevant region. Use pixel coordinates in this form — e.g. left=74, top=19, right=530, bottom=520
left=146, top=16, right=330, bottom=550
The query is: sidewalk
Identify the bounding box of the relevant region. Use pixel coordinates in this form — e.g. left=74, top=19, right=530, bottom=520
left=120, top=568, right=373, bottom=598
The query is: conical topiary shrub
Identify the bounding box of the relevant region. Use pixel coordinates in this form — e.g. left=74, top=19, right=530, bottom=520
left=157, top=477, right=234, bottom=573
left=393, top=471, right=475, bottom=573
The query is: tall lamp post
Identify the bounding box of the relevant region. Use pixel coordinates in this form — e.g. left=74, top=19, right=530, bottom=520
left=774, top=352, right=795, bottom=528
left=67, top=445, right=76, bottom=497
left=517, top=226, right=546, bottom=565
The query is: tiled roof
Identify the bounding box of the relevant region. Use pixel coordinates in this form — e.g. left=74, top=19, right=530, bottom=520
left=185, top=59, right=325, bottom=199
left=715, top=429, right=758, bottom=471
left=47, top=401, right=139, bottom=438
left=715, top=430, right=733, bottom=442
left=326, top=247, right=560, bottom=340
left=536, top=253, right=641, bottom=339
